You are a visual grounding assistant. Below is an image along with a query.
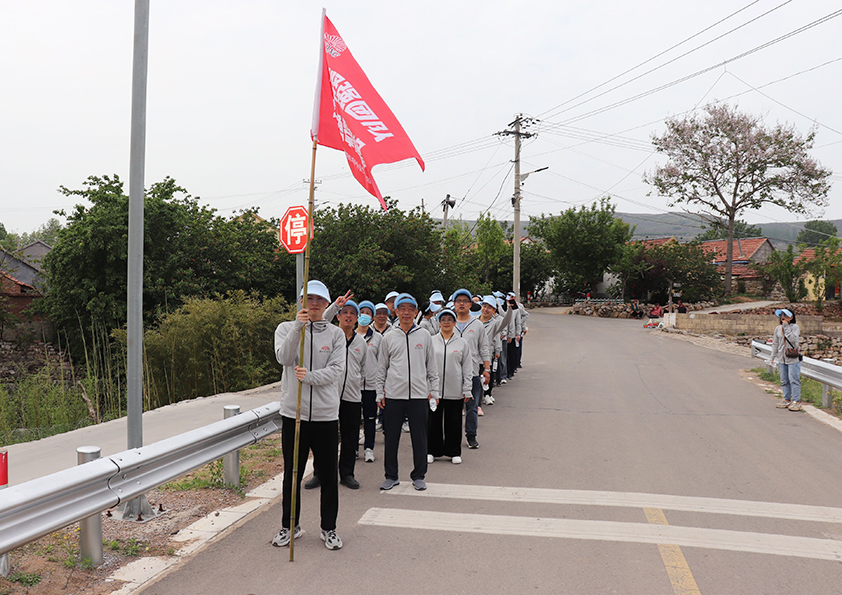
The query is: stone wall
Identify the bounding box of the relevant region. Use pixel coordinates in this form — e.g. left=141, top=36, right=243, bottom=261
left=674, top=313, right=823, bottom=336
left=0, top=339, right=74, bottom=382
left=570, top=301, right=716, bottom=318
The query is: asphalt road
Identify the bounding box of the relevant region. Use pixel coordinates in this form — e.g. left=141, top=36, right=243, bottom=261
left=140, top=310, right=842, bottom=595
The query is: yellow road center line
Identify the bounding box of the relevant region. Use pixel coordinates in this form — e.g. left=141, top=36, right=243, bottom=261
left=644, top=508, right=702, bottom=595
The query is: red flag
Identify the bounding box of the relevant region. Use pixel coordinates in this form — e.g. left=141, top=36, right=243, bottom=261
left=311, top=12, right=425, bottom=210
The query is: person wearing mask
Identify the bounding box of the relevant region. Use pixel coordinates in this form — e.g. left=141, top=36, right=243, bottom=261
left=451, top=289, right=491, bottom=449
left=376, top=293, right=440, bottom=491
left=428, top=308, right=473, bottom=464
left=773, top=308, right=803, bottom=411
left=272, top=280, right=345, bottom=551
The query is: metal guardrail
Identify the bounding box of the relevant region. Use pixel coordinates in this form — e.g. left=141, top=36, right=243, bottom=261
left=750, top=341, right=842, bottom=407
left=0, top=401, right=281, bottom=556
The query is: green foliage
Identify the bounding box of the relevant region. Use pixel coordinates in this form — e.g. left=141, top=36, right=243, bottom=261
left=518, top=241, right=556, bottom=299
left=0, top=363, right=90, bottom=446
left=796, top=220, right=838, bottom=247
left=625, top=242, right=722, bottom=302
left=529, top=197, right=632, bottom=293
left=474, top=213, right=507, bottom=284
left=310, top=199, right=442, bottom=301
left=8, top=571, right=42, bottom=586
left=695, top=219, right=762, bottom=241
left=608, top=242, right=653, bottom=299
left=647, top=103, right=832, bottom=293
left=754, top=244, right=808, bottom=303
left=105, top=538, right=144, bottom=557
left=802, top=237, right=842, bottom=310
left=41, top=175, right=295, bottom=355
left=131, top=291, right=290, bottom=406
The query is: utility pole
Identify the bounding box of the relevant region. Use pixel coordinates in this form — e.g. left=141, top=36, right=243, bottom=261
left=496, top=115, right=537, bottom=300
left=441, top=193, right=456, bottom=230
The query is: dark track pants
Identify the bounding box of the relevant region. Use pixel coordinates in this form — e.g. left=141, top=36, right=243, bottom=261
left=281, top=416, right=338, bottom=531
left=383, top=398, right=428, bottom=481
left=339, top=400, right=362, bottom=479
left=428, top=398, right=463, bottom=458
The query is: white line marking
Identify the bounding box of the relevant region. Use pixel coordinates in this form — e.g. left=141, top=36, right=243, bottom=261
left=385, top=483, right=842, bottom=523
left=359, top=508, right=842, bottom=561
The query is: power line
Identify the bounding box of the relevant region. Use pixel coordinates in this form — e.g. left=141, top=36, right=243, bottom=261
left=540, top=0, right=793, bottom=121
left=536, top=0, right=767, bottom=119
left=540, top=8, right=842, bottom=129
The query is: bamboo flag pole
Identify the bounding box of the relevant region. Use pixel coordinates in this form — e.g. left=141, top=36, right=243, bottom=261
left=289, top=138, right=318, bottom=561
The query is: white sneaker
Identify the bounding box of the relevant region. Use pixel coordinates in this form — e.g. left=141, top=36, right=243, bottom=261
left=402, top=421, right=410, bottom=433
left=271, top=525, right=303, bottom=547
left=427, top=454, right=434, bottom=464
left=501, top=379, right=507, bottom=385
left=482, top=395, right=493, bottom=405
left=358, top=429, right=365, bottom=445
left=364, top=448, right=375, bottom=462
left=320, top=528, right=343, bottom=550
left=452, top=456, right=462, bottom=464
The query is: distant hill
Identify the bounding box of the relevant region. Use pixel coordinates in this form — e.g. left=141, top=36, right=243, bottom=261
left=440, top=213, right=842, bottom=247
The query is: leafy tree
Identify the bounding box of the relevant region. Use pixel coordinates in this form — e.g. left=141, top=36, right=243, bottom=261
left=529, top=197, right=632, bottom=293
left=646, top=103, right=832, bottom=294
left=309, top=199, right=442, bottom=302
left=519, top=241, right=556, bottom=300
left=438, top=219, right=482, bottom=293
left=753, top=244, right=807, bottom=303
left=796, top=220, right=838, bottom=247
left=802, top=237, right=842, bottom=310
left=624, top=242, right=721, bottom=303
left=695, top=219, right=762, bottom=241
left=17, top=218, right=63, bottom=247
left=41, top=175, right=295, bottom=352
left=474, top=213, right=507, bottom=285
left=608, top=242, right=653, bottom=300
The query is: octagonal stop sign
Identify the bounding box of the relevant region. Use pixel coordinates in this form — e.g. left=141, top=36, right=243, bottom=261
left=279, top=206, right=310, bottom=254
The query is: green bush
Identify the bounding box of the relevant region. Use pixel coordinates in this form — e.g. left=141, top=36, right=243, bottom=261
left=0, top=364, right=91, bottom=446
left=138, top=291, right=291, bottom=406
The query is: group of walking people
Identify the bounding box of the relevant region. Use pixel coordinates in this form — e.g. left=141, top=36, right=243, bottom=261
left=271, top=281, right=529, bottom=551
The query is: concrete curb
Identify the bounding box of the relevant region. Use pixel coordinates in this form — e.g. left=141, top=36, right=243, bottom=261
left=105, top=459, right=313, bottom=595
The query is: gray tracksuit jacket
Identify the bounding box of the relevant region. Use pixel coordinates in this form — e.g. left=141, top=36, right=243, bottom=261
left=339, top=332, right=367, bottom=403
left=481, top=307, right=514, bottom=359
left=275, top=318, right=346, bottom=421
left=432, top=333, right=473, bottom=400
left=375, top=324, right=440, bottom=403
left=455, top=317, right=492, bottom=374
left=360, top=327, right=382, bottom=391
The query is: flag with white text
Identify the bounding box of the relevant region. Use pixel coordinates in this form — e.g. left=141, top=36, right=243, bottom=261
left=311, top=13, right=425, bottom=210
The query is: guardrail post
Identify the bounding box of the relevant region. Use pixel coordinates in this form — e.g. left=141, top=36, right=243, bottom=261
left=223, top=405, right=241, bottom=487
left=76, top=446, right=103, bottom=566
left=823, top=383, right=832, bottom=409
left=1, top=450, right=8, bottom=577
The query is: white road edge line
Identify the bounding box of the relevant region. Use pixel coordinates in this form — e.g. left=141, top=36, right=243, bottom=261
left=359, top=508, right=842, bottom=562
left=385, top=482, right=842, bottom=523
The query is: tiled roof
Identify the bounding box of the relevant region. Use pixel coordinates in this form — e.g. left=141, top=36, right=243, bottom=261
left=699, top=237, right=769, bottom=263
left=629, top=237, right=678, bottom=249
left=794, top=247, right=842, bottom=264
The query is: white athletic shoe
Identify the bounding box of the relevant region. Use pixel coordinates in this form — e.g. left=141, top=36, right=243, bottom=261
left=452, top=456, right=462, bottom=464
left=427, top=454, right=434, bottom=464
left=364, top=448, right=375, bottom=462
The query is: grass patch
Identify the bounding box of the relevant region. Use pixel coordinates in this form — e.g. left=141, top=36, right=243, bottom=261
left=8, top=571, right=42, bottom=586
left=751, top=367, right=842, bottom=415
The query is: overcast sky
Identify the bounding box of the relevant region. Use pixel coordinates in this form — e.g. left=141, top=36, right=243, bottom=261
left=2, top=0, right=841, bottom=239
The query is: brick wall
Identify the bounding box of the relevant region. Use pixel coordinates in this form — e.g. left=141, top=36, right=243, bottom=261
left=675, top=313, right=823, bottom=336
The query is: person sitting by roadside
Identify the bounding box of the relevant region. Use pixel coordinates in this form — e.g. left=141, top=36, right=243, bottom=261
left=648, top=303, right=663, bottom=318
left=630, top=299, right=644, bottom=319
left=676, top=300, right=687, bottom=314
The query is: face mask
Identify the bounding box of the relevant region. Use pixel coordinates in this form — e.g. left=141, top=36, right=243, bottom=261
left=358, top=314, right=372, bottom=327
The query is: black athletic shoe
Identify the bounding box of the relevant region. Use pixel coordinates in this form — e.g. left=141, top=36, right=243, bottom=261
left=304, top=475, right=321, bottom=490
left=467, top=436, right=479, bottom=449
left=340, top=475, right=360, bottom=489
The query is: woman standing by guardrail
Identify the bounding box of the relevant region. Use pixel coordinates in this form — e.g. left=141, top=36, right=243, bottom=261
left=772, top=308, right=803, bottom=411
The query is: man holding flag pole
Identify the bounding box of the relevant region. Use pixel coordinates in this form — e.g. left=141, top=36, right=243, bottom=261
left=278, top=9, right=425, bottom=559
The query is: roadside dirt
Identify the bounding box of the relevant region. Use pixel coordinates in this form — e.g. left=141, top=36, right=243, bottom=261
left=0, top=435, right=283, bottom=595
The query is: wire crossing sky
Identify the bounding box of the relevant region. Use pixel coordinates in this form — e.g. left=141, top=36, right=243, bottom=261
left=1, top=0, right=839, bottom=234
